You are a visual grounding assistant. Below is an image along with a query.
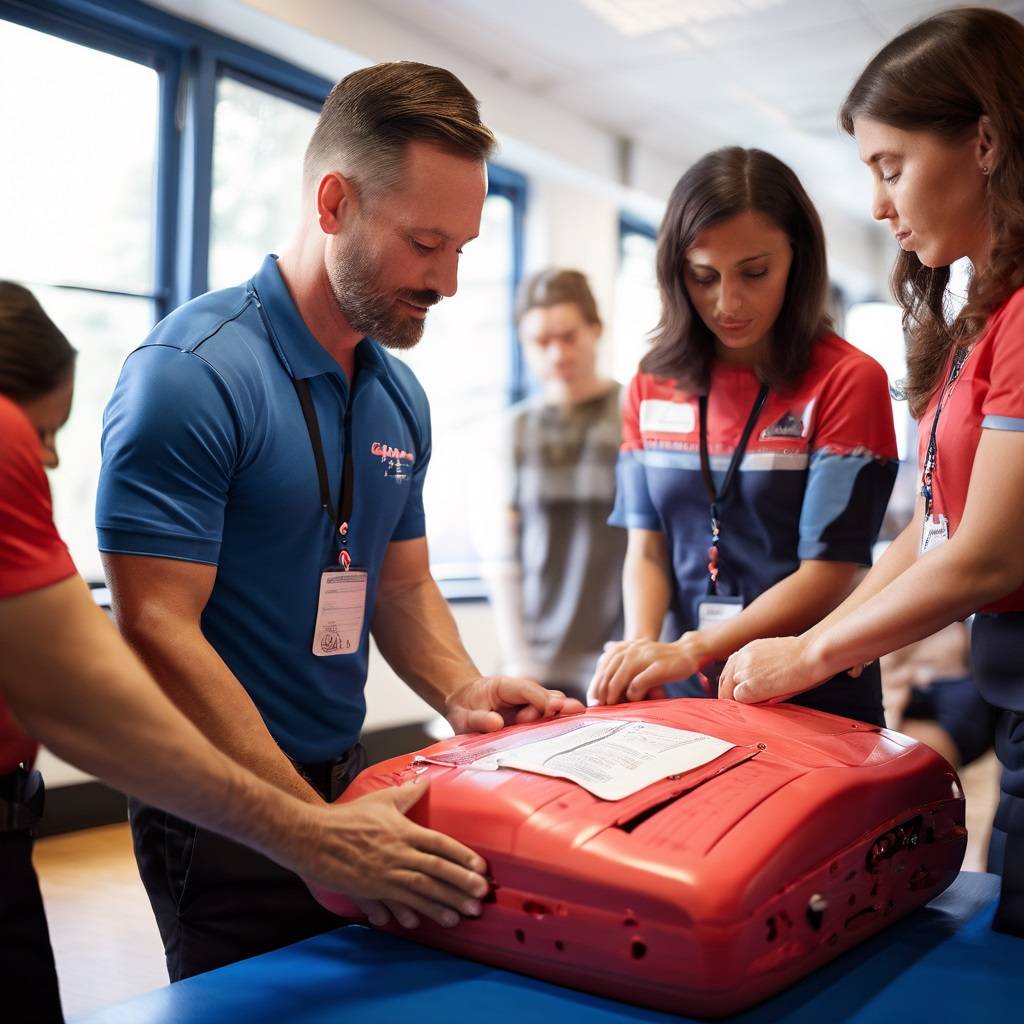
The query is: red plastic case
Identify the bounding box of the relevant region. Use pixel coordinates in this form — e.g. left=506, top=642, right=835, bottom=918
left=308, top=700, right=966, bottom=1017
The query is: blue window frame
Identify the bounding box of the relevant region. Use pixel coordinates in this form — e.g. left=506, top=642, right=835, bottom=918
left=619, top=211, right=658, bottom=249
left=1, top=0, right=527, bottom=588
left=488, top=165, right=529, bottom=403
left=613, top=212, right=660, bottom=384
left=2, top=0, right=525, bottom=310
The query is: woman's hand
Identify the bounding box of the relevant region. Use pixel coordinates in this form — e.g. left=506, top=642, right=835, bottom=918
left=588, top=632, right=710, bottom=705
left=718, top=635, right=829, bottom=705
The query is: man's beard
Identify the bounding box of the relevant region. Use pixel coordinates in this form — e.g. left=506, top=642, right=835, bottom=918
left=327, top=236, right=440, bottom=351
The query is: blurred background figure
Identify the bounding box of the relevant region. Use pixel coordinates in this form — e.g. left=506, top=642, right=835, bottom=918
left=477, top=269, right=625, bottom=702
left=881, top=621, right=999, bottom=871
left=882, top=622, right=998, bottom=771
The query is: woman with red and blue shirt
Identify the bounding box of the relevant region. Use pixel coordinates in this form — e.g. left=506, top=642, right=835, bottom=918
left=589, top=147, right=898, bottom=727
left=721, top=8, right=1024, bottom=937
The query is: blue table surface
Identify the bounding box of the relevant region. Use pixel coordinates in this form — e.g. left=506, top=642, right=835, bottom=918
left=74, top=872, right=1020, bottom=1024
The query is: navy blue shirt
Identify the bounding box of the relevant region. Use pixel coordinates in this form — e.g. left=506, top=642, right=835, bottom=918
left=97, top=256, right=431, bottom=760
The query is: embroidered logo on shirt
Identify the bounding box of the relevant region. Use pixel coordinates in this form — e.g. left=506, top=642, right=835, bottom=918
left=761, top=412, right=804, bottom=439
left=761, top=400, right=815, bottom=440
left=370, top=441, right=415, bottom=482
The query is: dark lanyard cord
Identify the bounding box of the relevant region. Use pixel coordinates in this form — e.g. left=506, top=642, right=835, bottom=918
left=921, top=345, right=969, bottom=519
left=249, top=284, right=356, bottom=564
left=291, top=377, right=354, bottom=561
left=698, top=383, right=769, bottom=593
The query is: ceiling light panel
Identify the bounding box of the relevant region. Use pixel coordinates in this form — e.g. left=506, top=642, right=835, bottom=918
left=579, top=0, right=785, bottom=36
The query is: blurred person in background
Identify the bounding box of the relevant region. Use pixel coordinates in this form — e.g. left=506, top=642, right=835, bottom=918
left=478, top=269, right=624, bottom=702
left=882, top=621, right=997, bottom=771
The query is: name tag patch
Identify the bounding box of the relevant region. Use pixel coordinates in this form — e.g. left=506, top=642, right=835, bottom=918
left=639, top=399, right=696, bottom=435
left=696, top=595, right=745, bottom=630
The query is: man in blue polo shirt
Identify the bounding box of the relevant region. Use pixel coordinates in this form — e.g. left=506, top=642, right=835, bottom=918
left=97, top=61, right=583, bottom=981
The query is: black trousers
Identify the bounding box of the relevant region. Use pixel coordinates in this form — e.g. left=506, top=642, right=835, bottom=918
left=972, top=613, right=1024, bottom=936
left=129, top=745, right=366, bottom=982
left=0, top=831, right=64, bottom=1023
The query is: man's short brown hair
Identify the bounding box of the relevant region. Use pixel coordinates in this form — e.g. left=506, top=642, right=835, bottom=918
left=303, top=61, right=497, bottom=199
left=515, top=268, right=601, bottom=326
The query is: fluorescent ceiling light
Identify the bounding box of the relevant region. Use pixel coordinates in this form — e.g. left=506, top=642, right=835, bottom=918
left=580, top=0, right=784, bottom=36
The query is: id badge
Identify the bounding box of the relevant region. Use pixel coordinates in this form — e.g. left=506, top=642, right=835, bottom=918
left=920, top=514, right=949, bottom=555
left=697, top=595, right=744, bottom=630
left=312, top=567, right=367, bottom=656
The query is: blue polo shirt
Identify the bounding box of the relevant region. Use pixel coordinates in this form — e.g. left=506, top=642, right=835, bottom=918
left=96, top=255, right=431, bottom=761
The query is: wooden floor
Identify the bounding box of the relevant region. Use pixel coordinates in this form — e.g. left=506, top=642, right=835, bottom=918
left=33, top=750, right=1003, bottom=1019
left=34, top=822, right=167, bottom=1019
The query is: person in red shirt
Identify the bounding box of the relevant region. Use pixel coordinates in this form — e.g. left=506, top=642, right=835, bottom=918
left=0, top=282, right=495, bottom=1021
left=720, top=8, right=1024, bottom=937
left=589, top=148, right=897, bottom=725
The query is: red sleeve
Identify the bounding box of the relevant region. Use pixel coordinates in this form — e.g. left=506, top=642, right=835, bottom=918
left=810, top=346, right=899, bottom=460
left=982, top=288, right=1024, bottom=424
left=0, top=397, right=76, bottom=598
left=621, top=373, right=644, bottom=452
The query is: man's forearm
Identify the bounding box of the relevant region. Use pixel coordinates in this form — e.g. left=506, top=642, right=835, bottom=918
left=372, top=575, right=480, bottom=712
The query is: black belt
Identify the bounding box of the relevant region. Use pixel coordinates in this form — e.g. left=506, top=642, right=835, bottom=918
left=291, top=744, right=367, bottom=802
left=0, top=766, right=45, bottom=832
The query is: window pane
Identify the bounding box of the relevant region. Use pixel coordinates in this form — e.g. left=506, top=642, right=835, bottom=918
left=36, top=288, right=155, bottom=582
left=845, top=301, right=911, bottom=461
left=209, top=75, right=319, bottom=289
left=0, top=20, right=157, bottom=293
left=397, top=193, right=515, bottom=575
left=612, top=228, right=660, bottom=383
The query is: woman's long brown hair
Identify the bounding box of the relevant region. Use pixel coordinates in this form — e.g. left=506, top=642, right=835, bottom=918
left=641, top=147, right=830, bottom=395
left=840, top=7, right=1024, bottom=417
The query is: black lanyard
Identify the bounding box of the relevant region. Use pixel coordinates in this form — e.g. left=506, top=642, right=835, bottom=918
left=921, top=345, right=970, bottom=519
left=291, top=377, right=355, bottom=569
left=698, top=383, right=769, bottom=594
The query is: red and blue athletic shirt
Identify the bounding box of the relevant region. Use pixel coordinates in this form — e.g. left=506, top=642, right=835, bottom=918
left=0, top=395, right=77, bottom=774
left=920, top=286, right=1024, bottom=615
left=611, top=333, right=898, bottom=720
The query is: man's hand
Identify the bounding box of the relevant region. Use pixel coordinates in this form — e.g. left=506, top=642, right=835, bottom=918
left=300, top=779, right=489, bottom=930
left=588, top=633, right=709, bottom=705
left=444, top=676, right=585, bottom=734
left=718, top=636, right=827, bottom=705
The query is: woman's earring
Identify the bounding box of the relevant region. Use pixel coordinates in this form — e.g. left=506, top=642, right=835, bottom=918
left=982, top=165, right=990, bottom=174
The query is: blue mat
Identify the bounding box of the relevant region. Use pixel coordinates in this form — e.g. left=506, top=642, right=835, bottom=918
left=74, top=872, right=1019, bottom=1023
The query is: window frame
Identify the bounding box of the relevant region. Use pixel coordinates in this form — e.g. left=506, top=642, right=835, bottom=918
left=487, top=165, right=529, bottom=404
left=619, top=211, right=658, bottom=252
left=1, top=0, right=335, bottom=316
left=1, top=0, right=528, bottom=595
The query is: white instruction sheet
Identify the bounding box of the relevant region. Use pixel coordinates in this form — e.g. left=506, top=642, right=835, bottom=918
left=418, top=719, right=734, bottom=801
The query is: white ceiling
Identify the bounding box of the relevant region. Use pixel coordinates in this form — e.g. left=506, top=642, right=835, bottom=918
left=365, top=0, right=1024, bottom=222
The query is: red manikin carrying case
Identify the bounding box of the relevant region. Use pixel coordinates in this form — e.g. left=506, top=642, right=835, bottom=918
left=308, top=699, right=966, bottom=1017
